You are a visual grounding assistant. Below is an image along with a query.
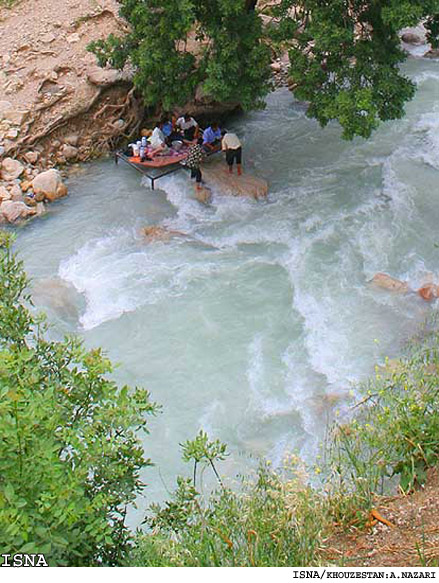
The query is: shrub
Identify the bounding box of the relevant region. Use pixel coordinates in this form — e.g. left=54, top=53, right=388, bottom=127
left=0, top=232, right=158, bottom=566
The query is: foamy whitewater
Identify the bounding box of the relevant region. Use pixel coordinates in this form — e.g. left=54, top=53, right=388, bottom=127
left=15, top=54, right=439, bottom=516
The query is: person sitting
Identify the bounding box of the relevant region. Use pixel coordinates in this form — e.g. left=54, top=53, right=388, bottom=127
left=176, top=113, right=199, bottom=142
left=162, top=115, right=174, bottom=138
left=148, top=120, right=169, bottom=156
left=203, top=122, right=222, bottom=151
left=222, top=130, right=242, bottom=175
left=185, top=137, right=205, bottom=191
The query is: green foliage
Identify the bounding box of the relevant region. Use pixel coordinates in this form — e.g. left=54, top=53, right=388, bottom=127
left=131, top=461, right=327, bottom=567
left=279, top=0, right=436, bottom=138
left=181, top=430, right=228, bottom=487
left=89, top=0, right=439, bottom=138
left=0, top=232, right=158, bottom=566
left=88, top=0, right=271, bottom=112
left=327, top=326, right=439, bottom=512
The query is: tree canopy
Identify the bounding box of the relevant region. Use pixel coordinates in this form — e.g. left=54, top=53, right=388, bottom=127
left=89, top=0, right=439, bottom=138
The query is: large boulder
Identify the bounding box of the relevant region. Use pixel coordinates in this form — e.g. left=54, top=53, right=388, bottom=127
left=32, top=169, right=68, bottom=202
left=201, top=159, right=268, bottom=200
left=0, top=200, right=37, bottom=223
left=86, top=66, right=133, bottom=87
left=1, top=158, right=25, bottom=181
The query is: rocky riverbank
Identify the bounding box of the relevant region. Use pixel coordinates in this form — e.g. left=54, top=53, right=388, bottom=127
left=0, top=0, right=245, bottom=224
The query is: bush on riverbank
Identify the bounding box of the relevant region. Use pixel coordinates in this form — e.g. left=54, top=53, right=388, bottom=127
left=0, top=232, right=158, bottom=566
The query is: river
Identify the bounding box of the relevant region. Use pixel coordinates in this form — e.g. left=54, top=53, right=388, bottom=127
left=13, top=52, right=439, bottom=519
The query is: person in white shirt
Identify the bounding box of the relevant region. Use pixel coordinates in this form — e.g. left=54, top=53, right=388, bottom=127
left=222, top=131, right=242, bottom=175
left=148, top=120, right=168, bottom=156
left=176, top=114, right=199, bottom=141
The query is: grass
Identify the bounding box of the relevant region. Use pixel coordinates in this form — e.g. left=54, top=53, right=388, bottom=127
left=128, top=317, right=439, bottom=567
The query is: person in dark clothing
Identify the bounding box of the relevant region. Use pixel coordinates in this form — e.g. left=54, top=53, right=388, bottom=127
left=185, top=138, right=205, bottom=190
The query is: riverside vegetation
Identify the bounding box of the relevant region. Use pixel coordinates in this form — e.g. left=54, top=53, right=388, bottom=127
left=2, top=232, right=439, bottom=566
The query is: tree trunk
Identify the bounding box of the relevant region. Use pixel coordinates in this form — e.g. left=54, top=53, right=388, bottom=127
left=245, top=0, right=257, bottom=11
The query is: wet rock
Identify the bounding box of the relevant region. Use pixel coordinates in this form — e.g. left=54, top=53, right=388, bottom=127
left=418, top=284, right=439, bottom=301
left=31, top=277, right=84, bottom=321
left=401, top=32, right=423, bottom=45
left=35, top=201, right=46, bottom=215
left=424, top=49, right=439, bottom=59
left=0, top=200, right=37, bottom=223
left=195, top=185, right=212, bottom=205
left=201, top=159, right=268, bottom=200
left=369, top=273, right=410, bottom=294
left=1, top=158, right=25, bottom=181
left=140, top=226, right=185, bottom=242
left=32, top=169, right=68, bottom=202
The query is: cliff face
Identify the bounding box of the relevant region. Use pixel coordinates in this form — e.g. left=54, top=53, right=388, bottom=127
left=0, top=0, right=139, bottom=167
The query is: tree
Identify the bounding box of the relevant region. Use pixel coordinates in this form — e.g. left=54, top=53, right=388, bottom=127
left=276, top=0, right=439, bottom=138
left=90, top=1, right=439, bottom=139
left=89, top=0, right=271, bottom=113
left=0, top=232, right=158, bottom=566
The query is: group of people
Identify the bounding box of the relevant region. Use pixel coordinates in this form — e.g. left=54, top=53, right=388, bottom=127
left=134, top=112, right=243, bottom=191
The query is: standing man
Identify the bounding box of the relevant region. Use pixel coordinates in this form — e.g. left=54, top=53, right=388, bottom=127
left=222, top=130, right=242, bottom=175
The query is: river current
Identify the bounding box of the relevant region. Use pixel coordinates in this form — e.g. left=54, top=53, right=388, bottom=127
left=14, top=53, right=439, bottom=516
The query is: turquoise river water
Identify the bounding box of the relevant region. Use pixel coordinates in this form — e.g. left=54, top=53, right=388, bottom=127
left=13, top=51, right=439, bottom=521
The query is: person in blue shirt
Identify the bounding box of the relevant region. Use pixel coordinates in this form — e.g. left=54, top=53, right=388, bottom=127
left=203, top=122, right=222, bottom=151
